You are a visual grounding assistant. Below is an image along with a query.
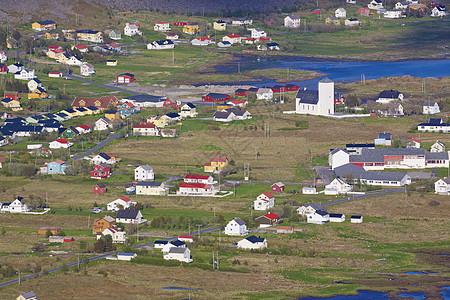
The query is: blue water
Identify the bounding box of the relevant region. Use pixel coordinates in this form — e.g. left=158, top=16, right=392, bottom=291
left=163, top=287, right=200, bottom=291
left=398, top=292, right=427, bottom=299
left=441, top=287, right=450, bottom=299
left=405, top=271, right=428, bottom=275
left=211, top=55, right=450, bottom=88
left=300, top=290, right=390, bottom=299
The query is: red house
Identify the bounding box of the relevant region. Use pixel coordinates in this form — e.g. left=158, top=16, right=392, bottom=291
left=235, top=89, right=248, bottom=96
left=271, top=85, right=286, bottom=93
left=265, top=18, right=274, bottom=25
left=163, top=98, right=180, bottom=110
left=313, top=9, right=322, bottom=14
left=271, top=182, right=285, bottom=193
left=94, top=183, right=107, bottom=194
left=173, top=21, right=190, bottom=26
left=4, top=91, right=19, bottom=101
left=259, top=36, right=271, bottom=42
left=202, top=93, right=231, bottom=103
left=91, top=164, right=111, bottom=180
left=430, top=0, right=441, bottom=8
left=334, top=93, right=345, bottom=104
left=285, top=84, right=299, bottom=92
left=0, top=64, right=7, bottom=74
left=358, top=7, right=370, bottom=16
left=117, top=73, right=135, bottom=84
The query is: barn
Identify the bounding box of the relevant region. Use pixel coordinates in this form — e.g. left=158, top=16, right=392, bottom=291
left=202, top=93, right=231, bottom=103
left=117, top=73, right=135, bottom=83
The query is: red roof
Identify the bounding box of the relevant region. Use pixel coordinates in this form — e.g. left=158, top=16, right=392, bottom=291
left=0, top=156, right=5, bottom=163
left=259, top=37, right=271, bottom=41
left=226, top=34, right=241, bottom=38
left=109, top=43, right=120, bottom=48
left=211, top=157, right=227, bottom=163
left=231, top=100, right=247, bottom=105
left=78, top=125, right=90, bottom=130
left=55, top=138, right=69, bottom=144
left=75, top=45, right=88, bottom=49
left=264, top=212, right=279, bottom=220
left=54, top=159, right=66, bottom=164
left=198, top=37, right=211, bottom=41
left=411, top=138, right=421, bottom=143
left=156, top=22, right=169, bottom=24
left=133, top=122, right=156, bottom=129
left=51, top=49, right=65, bottom=53
left=49, top=71, right=61, bottom=75
left=262, top=191, right=275, bottom=198
left=179, top=183, right=212, bottom=189
left=178, top=235, right=193, bottom=239
left=72, top=96, right=119, bottom=109
left=48, top=45, right=61, bottom=50
left=120, top=196, right=132, bottom=202
left=184, top=174, right=211, bottom=180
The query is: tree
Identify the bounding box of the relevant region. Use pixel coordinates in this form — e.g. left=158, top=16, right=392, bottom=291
left=45, top=229, right=53, bottom=238
left=346, top=94, right=361, bottom=107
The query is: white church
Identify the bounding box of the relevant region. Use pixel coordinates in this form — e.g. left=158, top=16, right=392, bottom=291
left=295, top=78, right=335, bottom=116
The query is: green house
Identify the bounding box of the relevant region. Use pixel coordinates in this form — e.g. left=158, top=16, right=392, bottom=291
left=58, top=126, right=79, bottom=139
left=109, top=29, right=122, bottom=40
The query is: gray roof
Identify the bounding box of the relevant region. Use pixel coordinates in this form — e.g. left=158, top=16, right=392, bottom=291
left=423, top=101, right=437, bottom=106
left=361, top=171, right=409, bottom=182
left=20, top=291, right=37, bottom=299
left=288, top=15, right=300, bottom=19
left=138, top=164, right=153, bottom=171
left=437, top=177, right=450, bottom=184
left=213, top=111, right=232, bottom=119
left=116, top=208, right=140, bottom=219
left=378, top=89, right=401, bottom=99
left=168, top=247, right=188, bottom=254
left=135, top=181, right=162, bottom=187
left=334, top=163, right=366, bottom=178
left=305, top=203, right=324, bottom=211
left=350, top=148, right=426, bottom=163
left=295, top=89, right=319, bottom=104
left=426, top=152, right=449, bottom=160
left=233, top=217, right=246, bottom=226
left=125, top=94, right=165, bottom=103
left=330, top=147, right=348, bottom=155
left=320, top=77, right=333, bottom=83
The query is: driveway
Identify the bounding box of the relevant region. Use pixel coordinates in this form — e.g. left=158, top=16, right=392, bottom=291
left=63, top=73, right=139, bottom=95
left=73, top=132, right=121, bottom=160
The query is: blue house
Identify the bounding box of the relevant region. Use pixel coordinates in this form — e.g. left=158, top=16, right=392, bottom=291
left=119, top=102, right=139, bottom=117
left=374, top=132, right=392, bottom=146
left=40, top=160, right=67, bottom=175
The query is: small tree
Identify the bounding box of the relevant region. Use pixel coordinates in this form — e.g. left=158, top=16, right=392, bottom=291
left=45, top=229, right=53, bottom=238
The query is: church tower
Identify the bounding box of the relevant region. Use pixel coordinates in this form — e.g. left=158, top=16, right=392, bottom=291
left=318, top=78, right=334, bottom=115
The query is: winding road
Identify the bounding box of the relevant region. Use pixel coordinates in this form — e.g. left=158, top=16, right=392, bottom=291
left=72, top=132, right=121, bottom=161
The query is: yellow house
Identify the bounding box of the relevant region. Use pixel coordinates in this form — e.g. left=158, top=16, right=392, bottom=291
left=85, top=106, right=101, bottom=115
left=147, top=115, right=170, bottom=128
left=106, top=60, right=117, bottom=66
left=217, top=104, right=233, bottom=110
left=183, top=23, right=199, bottom=35
left=57, top=53, right=71, bottom=63
left=1, top=98, right=22, bottom=111
left=213, top=21, right=227, bottom=31
left=325, top=17, right=340, bottom=26
left=74, top=107, right=90, bottom=116
left=204, top=157, right=228, bottom=173
left=76, top=30, right=103, bottom=43
left=104, top=110, right=120, bottom=122
left=60, top=109, right=79, bottom=118
left=32, top=20, right=57, bottom=31
left=45, top=31, right=59, bottom=39
left=409, top=3, right=426, bottom=10
left=6, top=37, right=18, bottom=49
left=28, top=87, right=48, bottom=99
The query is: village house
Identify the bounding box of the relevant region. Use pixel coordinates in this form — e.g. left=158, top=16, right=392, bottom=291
left=396, top=1, right=409, bottom=10
left=135, top=165, right=154, bottom=181
left=271, top=182, right=285, bottom=193
left=431, top=5, right=448, bottom=17
left=406, top=138, right=421, bottom=149
left=434, top=178, right=450, bottom=195
left=232, top=17, right=253, bottom=26
left=32, top=20, right=56, bottom=31
left=374, top=132, right=392, bottom=146
left=105, top=29, right=122, bottom=40
left=166, top=34, right=179, bottom=40
left=2, top=98, right=22, bottom=111
left=135, top=181, right=169, bottom=195
left=217, top=41, right=232, bottom=48
left=346, top=143, right=375, bottom=155
left=38, top=227, right=61, bottom=235
left=204, top=157, right=228, bottom=173
left=329, top=214, right=346, bottom=222
left=0, top=51, right=7, bottom=63
left=384, top=9, right=404, bottom=18
left=116, top=208, right=146, bottom=224
left=298, top=204, right=330, bottom=225
left=183, top=175, right=215, bottom=185
left=27, top=78, right=42, bottom=92
left=368, top=0, right=384, bottom=10
left=324, top=178, right=352, bottom=195
left=255, top=212, right=279, bottom=228
left=116, top=253, right=137, bottom=261
left=202, top=93, right=231, bottom=102
left=90, top=164, right=111, bottom=180
left=295, top=78, right=335, bottom=116
left=0, top=63, right=7, bottom=74
left=147, top=40, right=175, bottom=50
left=164, top=247, right=193, bottom=263
left=49, top=138, right=73, bottom=149
left=423, top=101, right=440, bottom=114
left=76, top=30, right=103, bottom=43
left=101, top=226, right=127, bottom=243
left=417, top=118, right=450, bottom=133
left=284, top=15, right=301, bottom=28
left=49, top=236, right=74, bottom=243
left=180, top=103, right=197, bottom=118
left=335, top=8, right=347, bottom=18
left=277, top=226, right=294, bottom=234
left=256, top=88, right=274, bottom=100
left=376, top=89, right=404, bottom=104
left=248, top=28, right=267, bottom=39
left=8, top=63, right=24, bottom=73
left=40, top=160, right=67, bottom=175
left=225, top=218, right=249, bottom=236
left=94, top=117, right=113, bottom=131
left=326, top=16, right=341, bottom=25
left=107, top=196, right=137, bottom=212
left=222, top=34, right=242, bottom=44
left=72, top=96, right=119, bottom=110
left=93, top=183, right=107, bottom=194
left=75, top=124, right=92, bottom=134
left=351, top=216, right=363, bottom=223
left=430, top=140, right=445, bottom=153
left=177, top=183, right=216, bottom=196
left=106, top=60, right=117, bottom=66
left=80, top=63, right=95, bottom=76
left=17, top=291, right=39, bottom=300
left=254, top=192, right=275, bottom=211
left=160, top=240, right=186, bottom=253
left=154, top=22, right=171, bottom=32
left=1, top=197, right=30, bottom=213
left=15, top=68, right=36, bottom=80
left=146, top=115, right=170, bottom=127
left=344, top=18, right=361, bottom=26
left=258, top=42, right=280, bottom=51
left=237, top=235, right=267, bottom=250
left=213, top=20, right=227, bottom=31
left=376, top=102, right=403, bottom=116
left=117, top=73, right=134, bottom=84
left=92, top=216, right=115, bottom=234
left=119, top=102, right=139, bottom=117
left=132, top=122, right=160, bottom=136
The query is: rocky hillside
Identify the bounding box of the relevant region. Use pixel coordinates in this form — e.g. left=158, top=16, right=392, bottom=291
left=0, top=0, right=299, bottom=23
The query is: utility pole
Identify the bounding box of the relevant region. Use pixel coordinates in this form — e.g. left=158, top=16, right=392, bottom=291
left=88, top=215, right=90, bottom=228
left=253, top=146, right=259, bottom=162
left=197, top=224, right=201, bottom=239
left=18, top=269, right=21, bottom=285
left=137, top=222, right=139, bottom=243
left=212, top=251, right=215, bottom=270
left=237, top=62, right=240, bottom=73
left=213, top=207, right=216, bottom=223
left=77, top=253, right=80, bottom=269
left=172, top=50, right=175, bottom=64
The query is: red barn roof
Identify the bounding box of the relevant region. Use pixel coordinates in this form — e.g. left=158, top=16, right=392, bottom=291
left=264, top=212, right=279, bottom=220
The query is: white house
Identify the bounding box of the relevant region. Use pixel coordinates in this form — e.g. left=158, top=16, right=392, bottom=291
left=347, top=0, right=356, bottom=4
left=28, top=78, right=42, bottom=92
left=344, top=18, right=361, bottom=26
left=49, top=138, right=73, bottom=149
left=328, top=148, right=350, bottom=170
left=307, top=210, right=330, bottom=224
left=164, top=247, right=192, bottom=263
left=1, top=197, right=30, bottom=213
left=183, top=174, right=215, bottom=185
left=124, top=24, right=142, bottom=36
left=135, top=181, right=169, bottom=196
left=94, top=117, right=113, bottom=131
left=65, top=56, right=83, bottom=66
left=395, top=1, right=409, bottom=10
left=101, top=227, right=128, bottom=243
left=417, top=118, right=450, bottom=133
left=335, top=8, right=347, bottom=18
left=180, top=103, right=197, bottom=118
left=423, top=101, right=440, bottom=115
left=302, top=187, right=317, bottom=194
left=115, top=208, right=146, bottom=224
left=222, top=35, right=242, bottom=44
left=224, top=218, right=248, bottom=236
left=107, top=196, right=137, bottom=212
left=384, top=9, right=403, bottom=18
left=324, top=178, right=352, bottom=195
left=237, top=235, right=267, bottom=250
left=254, top=192, right=275, bottom=211
left=161, top=240, right=186, bottom=253
left=147, top=40, right=175, bottom=50
left=295, top=78, right=334, bottom=116
left=368, top=0, right=384, bottom=10
left=329, top=213, right=346, bottom=222
left=430, top=141, right=445, bottom=153
left=191, top=37, right=214, bottom=46
left=15, top=68, right=36, bottom=80
left=431, top=5, right=448, bottom=17
left=177, top=183, right=216, bottom=196
left=135, top=164, right=155, bottom=181
left=376, top=90, right=404, bottom=104
left=0, top=50, right=7, bottom=63
left=248, top=28, right=267, bottom=39
left=284, top=15, right=301, bottom=28
left=8, top=63, right=24, bottom=74
left=297, top=203, right=325, bottom=215
left=406, top=138, right=421, bottom=149
left=434, top=178, right=450, bottom=195
left=117, top=252, right=137, bottom=261
left=80, top=63, right=95, bottom=76
left=154, top=22, right=171, bottom=32
left=256, top=88, right=273, bottom=100
left=90, top=153, right=114, bottom=165
left=177, top=235, right=194, bottom=243
left=351, top=215, right=363, bottom=223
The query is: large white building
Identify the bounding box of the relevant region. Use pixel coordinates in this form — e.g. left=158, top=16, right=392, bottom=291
left=1, top=197, right=30, bottom=213
left=284, top=15, right=301, bottom=28
left=434, top=178, right=450, bottom=195
left=295, top=78, right=334, bottom=116
left=237, top=236, right=267, bottom=250
left=107, top=196, right=137, bottom=212
left=135, top=164, right=154, bottom=181
left=253, top=192, right=275, bottom=211
left=224, top=218, right=248, bottom=236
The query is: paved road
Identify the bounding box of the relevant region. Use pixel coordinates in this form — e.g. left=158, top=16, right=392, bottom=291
left=73, top=132, right=121, bottom=160
left=63, top=73, right=139, bottom=95
left=0, top=226, right=219, bottom=289
left=225, top=179, right=306, bottom=186
left=322, top=188, right=402, bottom=207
